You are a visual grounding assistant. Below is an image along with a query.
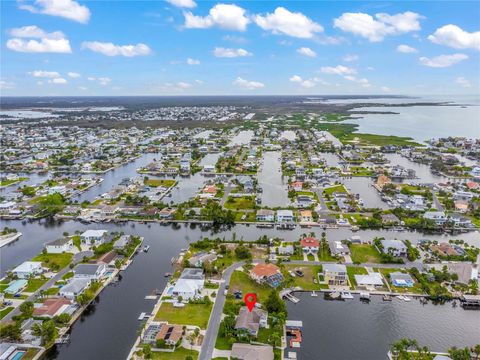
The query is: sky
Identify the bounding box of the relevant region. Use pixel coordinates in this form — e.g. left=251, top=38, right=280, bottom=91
left=1, top=0, right=479, bottom=96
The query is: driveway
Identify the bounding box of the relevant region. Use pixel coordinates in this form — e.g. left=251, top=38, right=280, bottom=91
left=1, top=251, right=92, bottom=323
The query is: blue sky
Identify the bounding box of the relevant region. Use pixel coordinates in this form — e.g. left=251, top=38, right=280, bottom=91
left=1, top=0, right=479, bottom=96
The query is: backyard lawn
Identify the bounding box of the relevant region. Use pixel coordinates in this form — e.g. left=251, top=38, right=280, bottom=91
left=349, top=244, right=382, bottom=264
left=323, top=185, right=347, bottom=196
left=229, top=270, right=271, bottom=303
left=283, top=265, right=328, bottom=290
left=224, top=196, right=256, bottom=210
left=24, top=277, right=48, bottom=292
left=346, top=266, right=368, bottom=288
left=154, top=302, right=212, bottom=329
left=32, top=253, right=73, bottom=270
left=150, top=347, right=198, bottom=360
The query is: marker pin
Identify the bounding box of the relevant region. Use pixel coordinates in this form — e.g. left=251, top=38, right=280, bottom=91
left=244, top=293, right=257, bottom=312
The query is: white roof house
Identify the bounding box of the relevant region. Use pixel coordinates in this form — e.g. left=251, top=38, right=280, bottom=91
left=12, top=261, right=43, bottom=279
left=59, top=278, right=91, bottom=299
left=172, top=268, right=205, bottom=300
left=80, top=229, right=108, bottom=245
left=354, top=273, right=384, bottom=287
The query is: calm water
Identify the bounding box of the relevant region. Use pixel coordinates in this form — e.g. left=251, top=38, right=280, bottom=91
left=1, top=219, right=480, bottom=360
left=287, top=293, right=480, bottom=360
left=258, top=151, right=290, bottom=207
left=349, top=104, right=480, bottom=142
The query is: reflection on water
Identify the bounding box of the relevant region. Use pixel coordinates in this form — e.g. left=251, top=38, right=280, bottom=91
left=258, top=151, right=290, bottom=207
left=287, top=293, right=480, bottom=360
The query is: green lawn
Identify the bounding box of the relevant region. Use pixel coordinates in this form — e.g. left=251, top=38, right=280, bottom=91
left=32, top=253, right=73, bottom=270
left=24, top=277, right=48, bottom=292
left=145, top=179, right=177, bottom=188
left=283, top=265, right=328, bottom=290
left=346, top=266, right=368, bottom=288
left=349, top=244, right=382, bottom=264
left=234, top=211, right=256, bottom=222
left=323, top=185, right=347, bottom=196
left=154, top=302, right=212, bottom=329
left=229, top=270, right=272, bottom=303
left=0, top=307, right=14, bottom=320
left=150, top=347, right=198, bottom=360
left=224, top=196, right=256, bottom=210
left=377, top=268, right=425, bottom=294
left=19, top=348, right=39, bottom=360
left=0, top=177, right=28, bottom=187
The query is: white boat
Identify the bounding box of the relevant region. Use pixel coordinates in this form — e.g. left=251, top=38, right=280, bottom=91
left=311, top=291, right=318, bottom=297
left=143, top=245, right=150, bottom=252
left=360, top=292, right=370, bottom=300
left=397, top=295, right=405, bottom=301
left=340, top=291, right=354, bottom=300
left=403, top=296, right=411, bottom=302
left=138, top=312, right=147, bottom=320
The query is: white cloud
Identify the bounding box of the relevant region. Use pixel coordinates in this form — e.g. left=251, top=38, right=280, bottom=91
left=233, top=77, right=264, bottom=90
left=254, top=7, right=323, bottom=38
left=78, top=86, right=88, bottom=90
left=166, top=0, right=196, bottom=9
left=186, top=58, right=200, bottom=65
left=7, top=26, right=71, bottom=53
left=176, top=81, right=192, bottom=89
left=428, top=25, right=480, bottom=51
left=222, top=35, right=247, bottom=44
left=381, top=86, right=391, bottom=92
left=48, top=77, right=67, bottom=84
left=19, top=0, right=91, bottom=24
left=343, top=54, right=359, bottom=62
left=184, top=4, right=249, bottom=31
left=0, top=81, right=15, bottom=89
left=67, top=72, right=81, bottom=78
left=419, top=53, right=468, bottom=68
left=98, top=77, right=111, bottom=85
left=30, top=70, right=60, bottom=78
left=343, top=76, right=371, bottom=87
left=213, top=47, right=252, bottom=58
left=455, top=77, right=471, bottom=88
left=81, top=41, right=152, bottom=57
left=297, top=47, right=316, bottom=58
left=397, top=44, right=417, bottom=53
left=320, top=65, right=356, bottom=76
left=334, top=11, right=423, bottom=42
left=87, top=77, right=96, bottom=81
left=289, top=75, right=327, bottom=88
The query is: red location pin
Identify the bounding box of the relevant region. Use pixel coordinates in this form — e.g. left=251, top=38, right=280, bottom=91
left=244, top=293, right=257, bottom=312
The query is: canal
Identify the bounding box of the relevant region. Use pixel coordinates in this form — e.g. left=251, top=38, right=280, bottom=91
left=287, top=292, right=480, bottom=359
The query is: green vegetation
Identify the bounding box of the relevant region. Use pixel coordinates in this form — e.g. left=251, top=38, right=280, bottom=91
left=24, top=277, right=48, bottom=292
left=283, top=265, right=327, bottom=290
left=154, top=302, right=212, bottom=329
left=229, top=270, right=272, bottom=303
left=32, top=252, right=73, bottom=271
left=349, top=244, right=382, bottom=264
left=149, top=347, right=198, bottom=359
left=224, top=196, right=256, bottom=210
left=0, top=307, right=14, bottom=320
left=346, top=266, right=368, bottom=287
left=144, top=178, right=177, bottom=188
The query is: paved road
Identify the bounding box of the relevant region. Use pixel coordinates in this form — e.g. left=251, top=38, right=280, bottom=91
left=2, top=251, right=92, bottom=323
left=199, top=261, right=245, bottom=360
left=432, top=192, right=444, bottom=211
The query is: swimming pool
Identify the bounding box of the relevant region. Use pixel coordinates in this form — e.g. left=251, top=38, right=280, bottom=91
left=11, top=351, right=25, bottom=360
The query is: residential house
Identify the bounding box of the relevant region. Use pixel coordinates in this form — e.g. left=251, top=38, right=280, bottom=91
left=354, top=273, right=384, bottom=288
left=299, top=210, right=313, bottom=223
left=300, top=237, right=319, bottom=254
left=256, top=209, right=275, bottom=222
left=390, top=272, right=414, bottom=287
left=423, top=211, right=448, bottom=225
left=80, top=229, right=109, bottom=246
left=276, top=210, right=294, bottom=223
left=156, top=323, right=183, bottom=346
left=380, top=239, right=407, bottom=257
left=323, top=264, right=348, bottom=286
left=59, top=278, right=91, bottom=299
left=172, top=268, right=205, bottom=300
left=278, top=245, right=294, bottom=256
left=234, top=306, right=268, bottom=337
left=328, top=239, right=350, bottom=256
left=33, top=298, right=73, bottom=318
left=73, top=263, right=106, bottom=281
left=113, top=235, right=131, bottom=250
left=250, top=263, right=284, bottom=287
left=188, top=251, right=217, bottom=267
left=12, top=261, right=43, bottom=279
left=45, top=237, right=74, bottom=254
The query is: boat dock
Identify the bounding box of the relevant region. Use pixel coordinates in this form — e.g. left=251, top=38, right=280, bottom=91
left=0, top=232, right=22, bottom=248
